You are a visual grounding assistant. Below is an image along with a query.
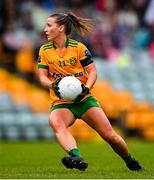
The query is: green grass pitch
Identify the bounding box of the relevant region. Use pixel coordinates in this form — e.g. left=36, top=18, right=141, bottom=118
left=0, top=140, right=154, bottom=179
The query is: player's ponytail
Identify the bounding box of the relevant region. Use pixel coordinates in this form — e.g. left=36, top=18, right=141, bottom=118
left=67, top=12, right=94, bottom=36
left=50, top=12, right=94, bottom=36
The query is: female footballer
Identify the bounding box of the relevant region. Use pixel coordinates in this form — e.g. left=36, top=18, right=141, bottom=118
left=37, top=12, right=143, bottom=171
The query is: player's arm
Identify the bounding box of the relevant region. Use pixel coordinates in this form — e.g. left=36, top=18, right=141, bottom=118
left=38, top=68, right=61, bottom=98
left=38, top=47, right=52, bottom=88
left=38, top=47, right=61, bottom=98
left=38, top=68, right=52, bottom=88
left=74, top=63, right=96, bottom=102
left=75, top=42, right=97, bottom=102
left=83, top=62, right=97, bottom=90
left=79, top=46, right=97, bottom=89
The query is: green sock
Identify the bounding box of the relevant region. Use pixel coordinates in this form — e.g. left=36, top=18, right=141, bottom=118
left=123, top=154, right=134, bottom=164
left=69, top=148, right=81, bottom=157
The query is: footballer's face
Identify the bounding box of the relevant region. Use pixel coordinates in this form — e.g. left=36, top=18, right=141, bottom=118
left=44, top=17, right=64, bottom=41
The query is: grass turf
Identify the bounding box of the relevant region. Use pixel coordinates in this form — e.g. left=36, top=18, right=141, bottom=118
left=0, top=140, right=154, bottom=179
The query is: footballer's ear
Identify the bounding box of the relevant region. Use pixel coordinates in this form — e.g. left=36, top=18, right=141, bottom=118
left=58, top=25, right=64, bottom=32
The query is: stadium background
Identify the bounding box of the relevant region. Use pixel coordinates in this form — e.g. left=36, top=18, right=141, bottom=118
left=1, top=0, right=154, bottom=178
left=1, top=0, right=154, bottom=141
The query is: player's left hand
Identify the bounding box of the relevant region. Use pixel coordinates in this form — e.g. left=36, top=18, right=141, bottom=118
left=50, top=78, right=62, bottom=98
left=74, top=84, right=90, bottom=102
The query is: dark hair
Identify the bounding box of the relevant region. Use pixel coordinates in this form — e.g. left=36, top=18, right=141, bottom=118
left=50, top=12, right=94, bottom=36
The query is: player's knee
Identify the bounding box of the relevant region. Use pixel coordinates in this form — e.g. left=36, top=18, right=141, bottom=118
left=103, top=131, right=119, bottom=144
left=48, top=118, right=62, bottom=132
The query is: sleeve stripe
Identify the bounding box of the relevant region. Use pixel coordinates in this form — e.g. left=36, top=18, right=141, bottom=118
left=68, top=41, right=78, bottom=45
left=80, top=58, right=93, bottom=67
left=38, top=64, right=49, bottom=69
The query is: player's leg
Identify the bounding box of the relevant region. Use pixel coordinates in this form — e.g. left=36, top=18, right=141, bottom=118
left=81, top=107, right=144, bottom=171
left=49, top=108, right=76, bottom=152
left=82, top=107, right=128, bottom=158
left=49, top=108, right=88, bottom=170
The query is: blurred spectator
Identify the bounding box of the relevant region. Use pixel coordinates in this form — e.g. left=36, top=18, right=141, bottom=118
left=2, top=23, right=29, bottom=51
left=0, top=0, right=16, bottom=34
left=143, top=0, right=154, bottom=62
left=15, top=39, right=35, bottom=82
left=117, top=4, right=139, bottom=31
left=95, top=0, right=106, bottom=12
left=133, top=0, right=150, bottom=26
left=133, top=27, right=150, bottom=49
left=149, top=42, right=154, bottom=62
left=144, top=0, right=154, bottom=25
left=0, top=1, right=6, bottom=34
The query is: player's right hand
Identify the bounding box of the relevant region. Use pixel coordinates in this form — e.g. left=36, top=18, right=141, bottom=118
left=50, top=78, right=62, bottom=98
left=74, top=84, right=90, bottom=102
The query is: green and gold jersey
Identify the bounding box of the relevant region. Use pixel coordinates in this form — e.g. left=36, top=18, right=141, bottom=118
left=38, top=38, right=94, bottom=106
